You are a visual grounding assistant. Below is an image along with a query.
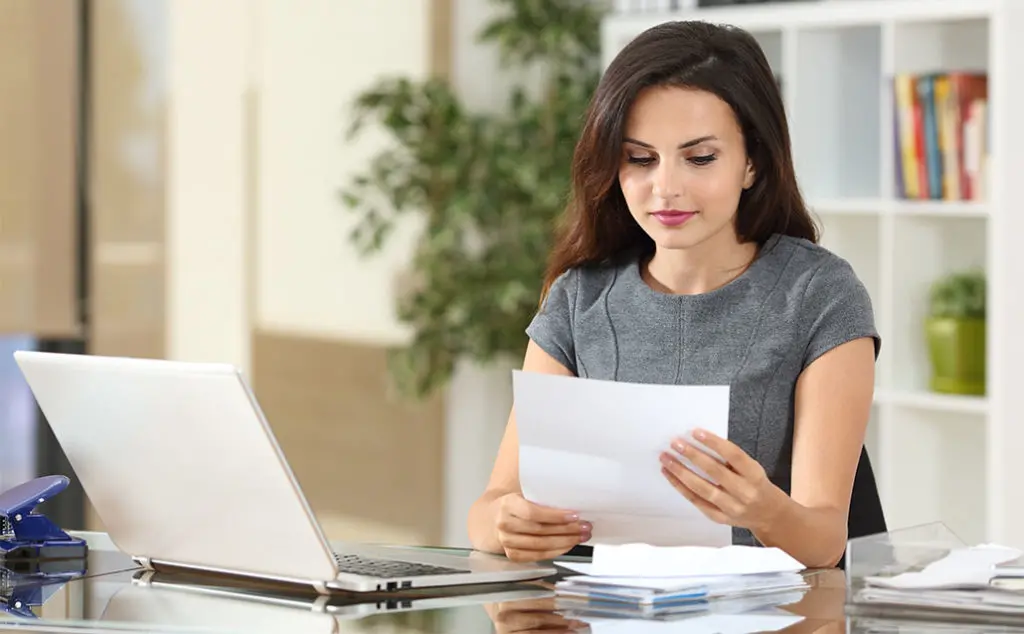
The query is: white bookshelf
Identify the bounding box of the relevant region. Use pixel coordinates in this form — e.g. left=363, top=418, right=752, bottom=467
left=603, top=0, right=1024, bottom=548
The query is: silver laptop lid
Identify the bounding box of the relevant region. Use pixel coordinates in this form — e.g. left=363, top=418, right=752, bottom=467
left=13, top=351, right=339, bottom=585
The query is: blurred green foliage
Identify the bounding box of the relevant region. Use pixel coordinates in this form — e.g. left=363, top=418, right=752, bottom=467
left=928, top=270, right=986, bottom=320
left=340, top=0, right=604, bottom=398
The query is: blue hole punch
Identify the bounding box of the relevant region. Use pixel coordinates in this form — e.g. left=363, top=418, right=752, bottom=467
left=0, top=476, right=88, bottom=565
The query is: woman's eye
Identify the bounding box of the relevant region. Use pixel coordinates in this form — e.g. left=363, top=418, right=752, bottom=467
left=626, top=155, right=654, bottom=166
left=689, top=154, right=717, bottom=166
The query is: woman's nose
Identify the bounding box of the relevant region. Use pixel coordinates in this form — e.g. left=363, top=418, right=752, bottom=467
left=652, top=163, right=683, bottom=200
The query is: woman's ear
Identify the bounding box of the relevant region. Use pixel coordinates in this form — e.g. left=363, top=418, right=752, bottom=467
left=742, top=160, right=756, bottom=189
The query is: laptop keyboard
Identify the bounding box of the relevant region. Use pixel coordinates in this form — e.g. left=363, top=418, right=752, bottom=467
left=333, top=553, right=471, bottom=579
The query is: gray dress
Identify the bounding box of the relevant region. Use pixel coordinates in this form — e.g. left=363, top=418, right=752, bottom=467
left=525, top=233, right=887, bottom=550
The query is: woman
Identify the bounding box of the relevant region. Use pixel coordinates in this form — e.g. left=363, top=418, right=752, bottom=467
left=467, top=20, right=886, bottom=568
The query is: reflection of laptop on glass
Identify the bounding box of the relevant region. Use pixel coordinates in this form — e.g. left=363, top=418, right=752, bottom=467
left=13, top=351, right=556, bottom=593
left=96, top=568, right=553, bottom=630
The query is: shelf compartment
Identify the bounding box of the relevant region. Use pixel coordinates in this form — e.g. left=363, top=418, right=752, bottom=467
left=753, top=30, right=783, bottom=76
left=890, top=200, right=987, bottom=217
left=886, top=17, right=990, bottom=204
left=878, top=405, right=987, bottom=545
left=890, top=215, right=986, bottom=394
left=809, top=198, right=987, bottom=217
left=875, top=389, right=988, bottom=415
left=790, top=25, right=881, bottom=200
left=891, top=18, right=989, bottom=76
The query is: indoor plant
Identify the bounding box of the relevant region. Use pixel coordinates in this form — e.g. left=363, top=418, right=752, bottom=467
left=339, top=0, right=603, bottom=398
left=925, top=269, right=986, bottom=395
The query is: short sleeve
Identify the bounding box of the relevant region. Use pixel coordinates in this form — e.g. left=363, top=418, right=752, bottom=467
left=525, top=268, right=579, bottom=374
left=800, top=256, right=881, bottom=369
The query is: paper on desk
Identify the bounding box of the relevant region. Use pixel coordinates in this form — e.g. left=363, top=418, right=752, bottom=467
left=512, top=370, right=732, bottom=547
left=865, top=544, right=1023, bottom=590
left=562, top=544, right=805, bottom=579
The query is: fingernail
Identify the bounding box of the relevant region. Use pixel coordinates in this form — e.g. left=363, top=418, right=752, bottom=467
left=565, top=512, right=579, bottom=521
left=580, top=521, right=592, bottom=532
left=694, top=429, right=706, bottom=440
left=672, top=441, right=686, bottom=453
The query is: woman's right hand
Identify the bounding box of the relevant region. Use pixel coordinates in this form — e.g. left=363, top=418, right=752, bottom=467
left=495, top=493, right=591, bottom=562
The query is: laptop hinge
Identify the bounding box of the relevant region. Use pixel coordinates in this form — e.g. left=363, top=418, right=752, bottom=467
left=310, top=580, right=329, bottom=595
left=312, top=596, right=329, bottom=612
left=135, top=556, right=154, bottom=570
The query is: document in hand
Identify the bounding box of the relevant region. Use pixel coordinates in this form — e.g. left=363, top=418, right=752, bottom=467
left=512, top=370, right=732, bottom=547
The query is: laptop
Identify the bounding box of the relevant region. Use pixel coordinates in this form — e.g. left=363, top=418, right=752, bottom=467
left=12, top=350, right=558, bottom=593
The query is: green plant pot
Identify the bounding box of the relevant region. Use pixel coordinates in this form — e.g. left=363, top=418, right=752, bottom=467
left=925, top=317, right=986, bottom=396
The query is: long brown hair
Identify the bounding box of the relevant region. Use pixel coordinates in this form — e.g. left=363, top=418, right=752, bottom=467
left=541, top=20, right=818, bottom=300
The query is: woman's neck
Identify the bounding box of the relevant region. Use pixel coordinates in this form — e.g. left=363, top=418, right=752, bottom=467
left=643, top=229, right=758, bottom=296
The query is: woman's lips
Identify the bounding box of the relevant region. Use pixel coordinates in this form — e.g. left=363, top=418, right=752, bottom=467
left=651, top=210, right=697, bottom=226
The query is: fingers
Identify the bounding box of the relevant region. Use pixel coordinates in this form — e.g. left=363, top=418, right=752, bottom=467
left=662, top=467, right=731, bottom=525
left=496, top=494, right=592, bottom=562
left=688, top=429, right=766, bottom=481
left=498, top=519, right=591, bottom=562
left=661, top=453, right=741, bottom=516
left=499, top=515, right=588, bottom=537
left=499, top=531, right=583, bottom=553
left=502, top=494, right=580, bottom=525
left=670, top=441, right=741, bottom=491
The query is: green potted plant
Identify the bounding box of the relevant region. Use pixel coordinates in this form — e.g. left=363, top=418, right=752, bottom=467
left=925, top=269, right=986, bottom=396
left=339, top=0, right=604, bottom=399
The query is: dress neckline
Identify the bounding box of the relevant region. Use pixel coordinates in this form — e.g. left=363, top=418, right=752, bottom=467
left=627, top=233, right=784, bottom=302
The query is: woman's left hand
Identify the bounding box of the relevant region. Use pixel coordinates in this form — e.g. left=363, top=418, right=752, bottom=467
left=660, top=428, right=788, bottom=533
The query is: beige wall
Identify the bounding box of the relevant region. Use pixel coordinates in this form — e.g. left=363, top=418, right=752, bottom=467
left=166, top=0, right=251, bottom=370
left=256, top=0, right=430, bottom=345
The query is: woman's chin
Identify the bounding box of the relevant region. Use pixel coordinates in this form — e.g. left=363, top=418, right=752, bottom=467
left=647, top=225, right=704, bottom=251
left=644, top=217, right=738, bottom=252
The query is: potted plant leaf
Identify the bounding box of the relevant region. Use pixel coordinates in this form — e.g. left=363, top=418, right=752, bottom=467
left=339, top=0, right=604, bottom=399
left=925, top=269, right=986, bottom=395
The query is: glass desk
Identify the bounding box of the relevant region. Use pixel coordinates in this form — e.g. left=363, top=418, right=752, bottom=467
left=0, top=531, right=900, bottom=633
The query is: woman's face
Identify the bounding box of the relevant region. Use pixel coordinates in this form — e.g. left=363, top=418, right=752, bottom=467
left=617, top=85, right=755, bottom=252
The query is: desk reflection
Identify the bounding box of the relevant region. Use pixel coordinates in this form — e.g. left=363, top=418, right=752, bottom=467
left=485, top=596, right=590, bottom=633
left=94, top=569, right=550, bottom=633
left=479, top=571, right=849, bottom=634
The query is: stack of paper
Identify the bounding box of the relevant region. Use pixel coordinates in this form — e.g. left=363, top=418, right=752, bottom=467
left=554, top=611, right=806, bottom=633
left=553, top=544, right=808, bottom=617
left=853, top=544, right=1024, bottom=618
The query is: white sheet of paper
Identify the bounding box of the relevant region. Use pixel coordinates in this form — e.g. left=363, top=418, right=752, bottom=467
left=512, top=370, right=732, bottom=547
left=558, top=545, right=805, bottom=579
left=865, top=544, right=1023, bottom=590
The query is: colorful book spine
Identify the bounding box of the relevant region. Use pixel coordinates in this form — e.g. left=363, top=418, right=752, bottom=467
left=891, top=72, right=988, bottom=201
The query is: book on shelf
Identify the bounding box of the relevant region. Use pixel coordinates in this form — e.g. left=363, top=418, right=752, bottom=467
left=892, top=72, right=989, bottom=202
